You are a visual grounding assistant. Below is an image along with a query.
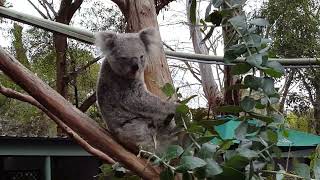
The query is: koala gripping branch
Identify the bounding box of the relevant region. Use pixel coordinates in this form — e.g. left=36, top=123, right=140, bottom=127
left=0, top=48, right=160, bottom=180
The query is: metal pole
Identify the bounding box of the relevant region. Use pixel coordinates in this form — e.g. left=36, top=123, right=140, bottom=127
left=0, top=6, right=320, bottom=66
left=44, top=156, right=51, bottom=180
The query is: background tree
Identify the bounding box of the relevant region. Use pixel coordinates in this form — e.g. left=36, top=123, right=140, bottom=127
left=262, top=0, right=320, bottom=134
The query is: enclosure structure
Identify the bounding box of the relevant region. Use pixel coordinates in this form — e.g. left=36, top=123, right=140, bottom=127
left=0, top=136, right=101, bottom=180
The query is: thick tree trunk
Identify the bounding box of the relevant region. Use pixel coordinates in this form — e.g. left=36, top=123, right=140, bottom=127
left=114, top=0, right=173, bottom=99
left=0, top=48, right=159, bottom=179
left=186, top=1, right=222, bottom=111
left=53, top=0, right=83, bottom=135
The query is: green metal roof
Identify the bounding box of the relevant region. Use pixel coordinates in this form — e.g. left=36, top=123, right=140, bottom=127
left=212, top=119, right=320, bottom=147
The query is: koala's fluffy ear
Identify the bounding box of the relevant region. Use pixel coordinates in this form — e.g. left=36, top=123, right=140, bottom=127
left=95, top=31, right=116, bottom=55
left=139, top=27, right=161, bottom=52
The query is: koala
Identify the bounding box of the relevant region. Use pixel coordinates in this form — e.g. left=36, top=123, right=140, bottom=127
left=95, top=28, right=178, bottom=154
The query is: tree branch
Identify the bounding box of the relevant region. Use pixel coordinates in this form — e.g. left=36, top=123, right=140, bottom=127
left=67, top=55, right=103, bottom=82
left=68, top=0, right=84, bottom=20
left=298, top=71, right=315, bottom=105
left=27, top=0, right=48, bottom=19
left=0, top=85, right=115, bottom=164
left=78, top=92, right=96, bottom=112
left=0, top=48, right=160, bottom=179
left=41, top=0, right=58, bottom=17
left=279, top=69, right=295, bottom=113
left=37, top=0, right=54, bottom=20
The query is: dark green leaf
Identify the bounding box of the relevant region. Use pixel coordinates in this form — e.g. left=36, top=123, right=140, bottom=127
left=216, top=105, right=243, bottom=113
left=197, top=136, right=217, bottom=144
left=176, top=156, right=207, bottom=172
left=293, top=163, right=311, bottom=179
left=249, top=18, right=270, bottom=26
left=231, top=63, right=251, bottom=75
left=223, top=50, right=238, bottom=63
left=228, top=15, right=247, bottom=30
left=225, top=155, right=249, bottom=169
left=161, top=83, right=175, bottom=97
left=262, top=77, right=276, bottom=96
left=235, top=121, right=248, bottom=140
left=180, top=95, right=197, bottom=104
left=198, top=143, right=218, bottom=159
left=246, top=53, right=262, bottom=68
left=237, top=148, right=258, bottom=159
left=160, top=168, right=175, bottom=180
left=263, top=61, right=285, bottom=78
left=240, top=96, right=256, bottom=112
left=176, top=104, right=189, bottom=114
left=266, top=129, right=278, bottom=144
left=162, top=145, right=184, bottom=161
left=249, top=112, right=274, bottom=123
left=205, top=159, right=223, bottom=177
left=244, top=75, right=263, bottom=90
left=246, top=34, right=262, bottom=48
left=219, top=140, right=234, bottom=150
left=190, top=0, right=197, bottom=25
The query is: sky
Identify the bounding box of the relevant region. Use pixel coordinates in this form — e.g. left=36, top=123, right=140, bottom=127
left=0, top=0, right=265, bottom=107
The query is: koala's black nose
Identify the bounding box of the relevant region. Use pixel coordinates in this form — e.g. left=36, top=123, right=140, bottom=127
left=131, top=64, right=139, bottom=72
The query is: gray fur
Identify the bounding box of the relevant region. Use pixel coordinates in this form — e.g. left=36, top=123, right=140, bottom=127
left=96, top=28, right=178, bottom=153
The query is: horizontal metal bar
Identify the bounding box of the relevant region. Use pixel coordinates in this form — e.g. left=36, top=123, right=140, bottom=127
left=1, top=7, right=320, bottom=66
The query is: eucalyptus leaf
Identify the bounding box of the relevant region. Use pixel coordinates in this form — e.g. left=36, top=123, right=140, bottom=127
left=249, top=18, right=270, bottom=26
left=262, top=77, right=276, bottom=96
left=263, top=61, right=285, bottom=78
left=176, top=156, right=207, bottom=172
left=228, top=15, right=247, bottom=30
left=235, top=121, right=248, bottom=140
left=293, top=163, right=311, bottom=179
left=246, top=53, right=262, bottom=68
left=160, top=168, right=174, bottom=180
left=161, top=83, right=175, bottom=97
left=198, top=143, right=218, bottom=159
left=244, top=75, right=263, bottom=90
left=216, top=105, right=243, bottom=113
left=205, top=159, right=223, bottom=177
left=240, top=96, right=256, bottom=112
left=162, top=145, right=184, bottom=161
left=231, top=63, right=251, bottom=75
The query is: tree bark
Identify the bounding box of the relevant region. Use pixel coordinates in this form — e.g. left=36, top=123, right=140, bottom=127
left=0, top=48, right=159, bottom=179
left=222, top=4, right=241, bottom=106
left=113, top=0, right=173, bottom=99
left=186, top=0, right=223, bottom=111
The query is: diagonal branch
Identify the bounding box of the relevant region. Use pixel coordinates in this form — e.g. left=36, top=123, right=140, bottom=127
left=27, top=0, right=48, bottom=19
left=41, top=0, right=58, bottom=17
left=37, top=0, right=54, bottom=20
left=78, top=92, right=96, bottom=112
left=0, top=85, right=115, bottom=164
left=0, top=48, right=160, bottom=179
left=67, top=55, right=103, bottom=82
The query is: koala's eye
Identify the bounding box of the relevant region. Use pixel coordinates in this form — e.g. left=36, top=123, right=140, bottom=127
left=140, top=55, right=144, bottom=59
